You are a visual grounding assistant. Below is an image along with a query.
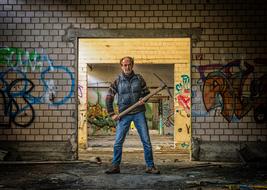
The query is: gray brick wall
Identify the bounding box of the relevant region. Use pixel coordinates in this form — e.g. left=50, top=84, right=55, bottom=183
left=0, top=0, right=266, bottom=160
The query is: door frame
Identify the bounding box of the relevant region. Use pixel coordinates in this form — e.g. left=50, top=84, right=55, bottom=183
left=64, top=28, right=202, bottom=158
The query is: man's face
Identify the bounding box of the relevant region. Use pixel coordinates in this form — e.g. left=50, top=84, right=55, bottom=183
left=121, top=58, right=133, bottom=75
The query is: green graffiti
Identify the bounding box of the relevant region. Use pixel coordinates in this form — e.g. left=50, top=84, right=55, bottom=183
left=181, top=74, right=190, bottom=89
left=181, top=142, right=189, bottom=148
left=176, top=75, right=190, bottom=94
left=0, top=47, right=19, bottom=67
left=0, top=47, right=42, bottom=72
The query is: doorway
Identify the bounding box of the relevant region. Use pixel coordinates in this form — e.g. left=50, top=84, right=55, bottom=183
left=78, top=38, right=191, bottom=158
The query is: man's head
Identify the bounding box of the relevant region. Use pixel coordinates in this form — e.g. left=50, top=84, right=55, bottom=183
left=120, top=56, right=134, bottom=75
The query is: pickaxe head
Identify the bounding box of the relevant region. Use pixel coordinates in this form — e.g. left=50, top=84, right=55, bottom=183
left=153, top=73, right=173, bottom=98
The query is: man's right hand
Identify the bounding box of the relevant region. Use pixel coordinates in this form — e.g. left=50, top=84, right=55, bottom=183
left=112, top=114, right=120, bottom=121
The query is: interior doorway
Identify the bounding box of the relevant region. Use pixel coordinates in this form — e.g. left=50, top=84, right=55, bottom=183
left=86, top=64, right=174, bottom=152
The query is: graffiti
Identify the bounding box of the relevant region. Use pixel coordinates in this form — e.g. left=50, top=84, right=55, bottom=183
left=87, top=89, right=116, bottom=134
left=0, top=78, right=35, bottom=127
left=163, top=113, right=174, bottom=128
left=191, top=86, right=209, bottom=117
left=176, top=95, right=190, bottom=115
left=175, top=75, right=191, bottom=115
left=33, top=61, right=75, bottom=106
left=194, top=63, right=223, bottom=84
left=0, top=48, right=75, bottom=127
left=161, top=99, right=174, bottom=128
left=44, top=80, right=56, bottom=103
left=181, top=75, right=190, bottom=90
left=180, top=142, right=190, bottom=148
left=1, top=48, right=43, bottom=72
left=78, top=84, right=83, bottom=98
left=176, top=74, right=190, bottom=94
left=200, top=59, right=267, bottom=123
left=186, top=124, right=190, bottom=134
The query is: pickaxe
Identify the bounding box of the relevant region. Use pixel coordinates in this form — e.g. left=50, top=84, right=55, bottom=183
left=118, top=73, right=173, bottom=118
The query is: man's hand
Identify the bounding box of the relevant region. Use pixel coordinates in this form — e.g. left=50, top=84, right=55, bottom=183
left=111, top=114, right=120, bottom=121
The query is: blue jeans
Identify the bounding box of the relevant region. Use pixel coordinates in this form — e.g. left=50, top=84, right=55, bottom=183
left=112, top=111, right=155, bottom=167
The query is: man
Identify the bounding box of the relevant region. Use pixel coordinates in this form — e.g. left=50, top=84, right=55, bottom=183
left=105, top=56, right=160, bottom=174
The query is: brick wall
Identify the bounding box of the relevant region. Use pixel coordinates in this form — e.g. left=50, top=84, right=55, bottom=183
left=0, top=0, right=266, bottom=161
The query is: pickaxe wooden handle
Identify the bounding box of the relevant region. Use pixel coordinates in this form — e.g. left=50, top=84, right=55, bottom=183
left=118, top=73, right=172, bottom=118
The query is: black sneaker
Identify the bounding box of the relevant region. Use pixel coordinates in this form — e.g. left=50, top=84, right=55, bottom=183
left=105, top=165, right=120, bottom=174
left=145, top=166, right=160, bottom=174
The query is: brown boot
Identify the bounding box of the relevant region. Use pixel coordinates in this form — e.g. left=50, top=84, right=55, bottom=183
left=105, top=165, right=120, bottom=174
left=145, top=166, right=160, bottom=174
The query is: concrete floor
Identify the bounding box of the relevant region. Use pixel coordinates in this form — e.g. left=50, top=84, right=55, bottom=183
left=1, top=155, right=266, bottom=190
left=1, top=133, right=266, bottom=190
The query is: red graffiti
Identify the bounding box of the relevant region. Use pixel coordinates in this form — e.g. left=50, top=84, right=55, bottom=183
left=176, top=94, right=190, bottom=113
